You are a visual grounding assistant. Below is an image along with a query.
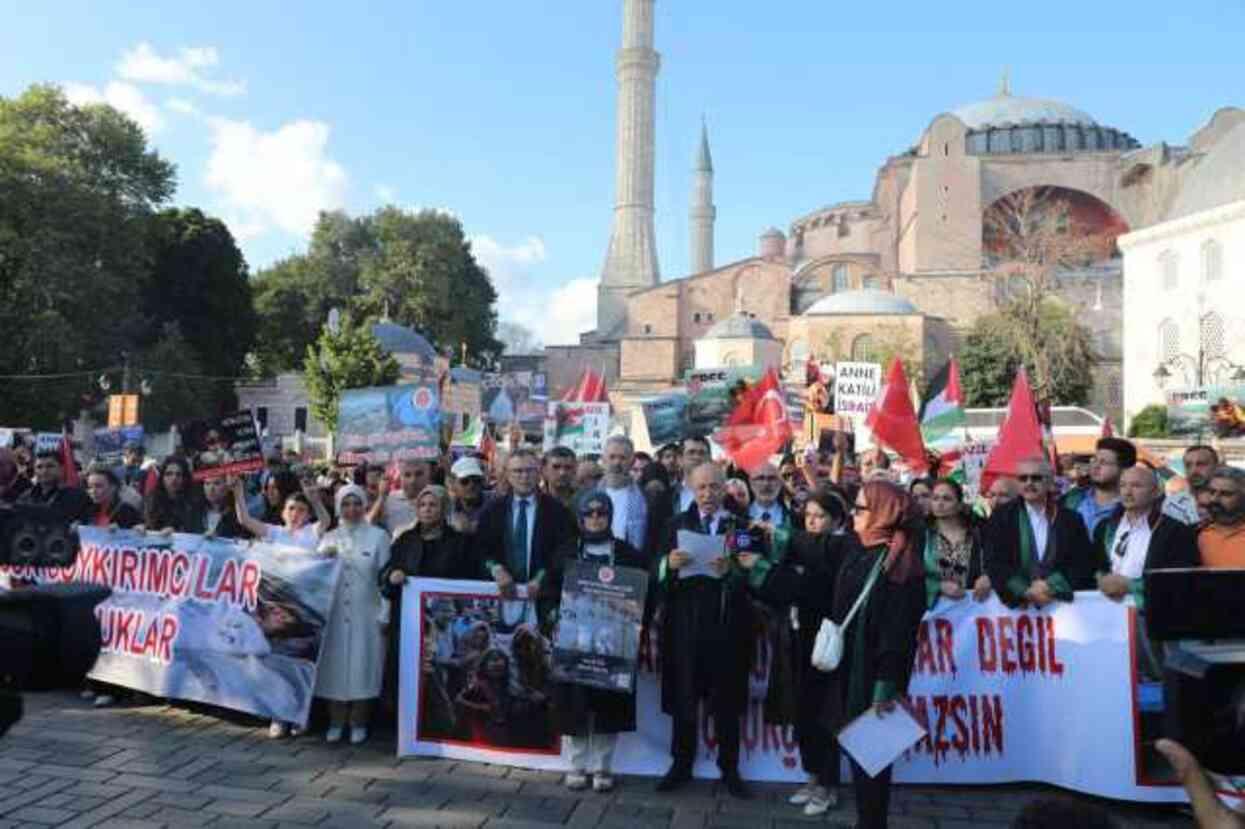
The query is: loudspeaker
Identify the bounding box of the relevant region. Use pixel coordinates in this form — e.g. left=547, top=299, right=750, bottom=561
left=0, top=504, right=80, bottom=568
left=0, top=583, right=110, bottom=691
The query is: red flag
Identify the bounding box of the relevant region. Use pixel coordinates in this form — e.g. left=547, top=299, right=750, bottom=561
left=562, top=368, right=609, bottom=404
left=143, top=464, right=159, bottom=497
left=714, top=368, right=793, bottom=473
left=1100, top=415, right=1115, bottom=438
left=981, top=368, right=1045, bottom=490
left=59, top=433, right=79, bottom=488
left=864, top=359, right=928, bottom=472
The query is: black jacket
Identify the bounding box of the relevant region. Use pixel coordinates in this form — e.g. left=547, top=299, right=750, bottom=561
left=476, top=492, right=577, bottom=583
left=18, top=484, right=92, bottom=524
left=1091, top=504, right=1199, bottom=580
left=383, top=524, right=481, bottom=590
left=983, top=499, right=1095, bottom=607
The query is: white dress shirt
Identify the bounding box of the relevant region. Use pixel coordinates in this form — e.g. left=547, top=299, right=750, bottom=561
left=512, top=495, right=537, bottom=565
left=750, top=499, right=786, bottom=525
left=678, top=484, right=695, bottom=514
left=1111, top=512, right=1153, bottom=580
left=606, top=485, right=631, bottom=542
left=1025, top=503, right=1051, bottom=561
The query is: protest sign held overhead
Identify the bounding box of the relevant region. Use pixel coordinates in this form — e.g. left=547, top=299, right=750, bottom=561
left=338, top=381, right=442, bottom=464
left=1166, top=384, right=1245, bottom=438
left=832, top=361, right=882, bottom=421
left=543, top=401, right=610, bottom=456
left=639, top=393, right=689, bottom=448
left=92, top=425, right=144, bottom=466
left=180, top=411, right=264, bottom=481
left=552, top=561, right=647, bottom=693
left=482, top=371, right=547, bottom=430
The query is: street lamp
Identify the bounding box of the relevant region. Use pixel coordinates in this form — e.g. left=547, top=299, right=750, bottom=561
left=1152, top=352, right=1245, bottom=389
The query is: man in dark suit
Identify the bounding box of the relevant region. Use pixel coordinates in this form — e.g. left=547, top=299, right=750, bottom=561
left=1093, top=465, right=1198, bottom=606
left=983, top=457, right=1095, bottom=607
left=478, top=448, right=577, bottom=599
left=655, top=462, right=754, bottom=799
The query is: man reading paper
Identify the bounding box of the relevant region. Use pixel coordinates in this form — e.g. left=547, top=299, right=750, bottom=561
left=655, top=462, right=755, bottom=799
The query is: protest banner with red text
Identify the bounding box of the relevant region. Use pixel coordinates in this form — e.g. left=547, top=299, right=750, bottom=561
left=1, top=527, right=340, bottom=726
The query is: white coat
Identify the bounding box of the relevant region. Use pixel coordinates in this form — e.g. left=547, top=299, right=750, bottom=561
left=314, top=521, right=391, bottom=701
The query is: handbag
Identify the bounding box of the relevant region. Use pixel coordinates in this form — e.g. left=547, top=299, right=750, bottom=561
left=811, top=555, right=884, bottom=673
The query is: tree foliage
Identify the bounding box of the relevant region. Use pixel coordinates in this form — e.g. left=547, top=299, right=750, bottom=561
left=303, top=316, right=401, bottom=434
left=1127, top=405, right=1169, bottom=439
left=252, top=208, right=502, bottom=375
left=960, top=300, right=1095, bottom=407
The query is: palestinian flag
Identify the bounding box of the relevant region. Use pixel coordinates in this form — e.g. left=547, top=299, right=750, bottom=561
left=554, top=404, right=587, bottom=438
left=919, top=357, right=966, bottom=449
left=452, top=417, right=487, bottom=450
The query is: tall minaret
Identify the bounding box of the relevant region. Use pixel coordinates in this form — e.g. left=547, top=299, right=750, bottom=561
left=689, top=119, right=715, bottom=275
left=597, top=0, right=661, bottom=338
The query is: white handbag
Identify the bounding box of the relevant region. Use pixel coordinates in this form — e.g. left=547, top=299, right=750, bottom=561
left=811, top=557, right=883, bottom=673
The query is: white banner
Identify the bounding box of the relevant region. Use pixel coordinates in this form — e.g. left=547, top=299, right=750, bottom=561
left=399, top=582, right=1188, bottom=803
left=543, top=402, right=610, bottom=457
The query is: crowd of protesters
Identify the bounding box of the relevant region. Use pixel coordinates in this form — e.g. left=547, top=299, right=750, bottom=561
left=1, top=429, right=1243, bottom=829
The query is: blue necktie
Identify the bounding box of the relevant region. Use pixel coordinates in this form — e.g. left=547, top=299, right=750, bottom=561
left=511, top=498, right=529, bottom=580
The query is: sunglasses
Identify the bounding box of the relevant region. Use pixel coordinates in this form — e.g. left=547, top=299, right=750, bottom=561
left=938, top=557, right=968, bottom=575
left=582, top=508, right=609, bottom=518
left=1017, top=475, right=1046, bottom=483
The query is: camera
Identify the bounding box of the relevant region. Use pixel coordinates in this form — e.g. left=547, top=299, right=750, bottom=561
left=1145, top=568, right=1245, bottom=775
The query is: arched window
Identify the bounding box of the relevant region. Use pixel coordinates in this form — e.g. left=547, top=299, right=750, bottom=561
left=1160, top=251, right=1179, bottom=291
left=1159, top=318, right=1180, bottom=362
left=1203, top=239, right=1223, bottom=282
left=1201, top=312, right=1226, bottom=360
left=851, top=334, right=875, bottom=362
left=832, top=264, right=850, bottom=293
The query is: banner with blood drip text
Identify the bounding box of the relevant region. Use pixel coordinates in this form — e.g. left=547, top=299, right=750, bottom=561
left=399, top=582, right=1187, bottom=804
left=1, top=527, right=341, bottom=726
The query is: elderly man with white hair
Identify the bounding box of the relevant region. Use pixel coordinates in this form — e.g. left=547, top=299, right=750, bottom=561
left=599, top=435, right=649, bottom=555
left=1093, top=465, right=1198, bottom=606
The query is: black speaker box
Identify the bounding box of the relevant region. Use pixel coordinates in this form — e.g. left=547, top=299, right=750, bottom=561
left=0, top=583, right=111, bottom=690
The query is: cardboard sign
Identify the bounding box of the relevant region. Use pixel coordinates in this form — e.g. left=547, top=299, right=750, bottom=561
left=552, top=561, right=648, bottom=692
left=180, top=411, right=265, bottom=481
left=833, top=362, right=882, bottom=420
left=338, top=382, right=443, bottom=464
left=543, top=402, right=610, bottom=456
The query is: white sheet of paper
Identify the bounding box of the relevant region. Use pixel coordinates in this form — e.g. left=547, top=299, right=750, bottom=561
left=675, top=529, right=726, bottom=580
left=837, top=704, right=928, bottom=778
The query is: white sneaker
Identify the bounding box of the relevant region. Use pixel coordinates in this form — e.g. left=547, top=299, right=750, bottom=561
left=803, top=787, right=838, bottom=816
left=788, top=782, right=818, bottom=805
left=325, top=726, right=344, bottom=744
left=564, top=772, right=589, bottom=791
left=349, top=726, right=368, bottom=745
left=267, top=721, right=288, bottom=739
left=592, top=774, right=614, bottom=792
left=93, top=695, right=116, bottom=708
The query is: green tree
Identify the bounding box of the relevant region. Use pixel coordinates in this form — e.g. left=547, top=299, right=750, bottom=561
left=303, top=316, right=401, bottom=434
left=960, top=300, right=1095, bottom=407
left=133, top=324, right=222, bottom=432
left=0, top=84, right=176, bottom=426
left=1127, top=405, right=1169, bottom=438
left=142, top=208, right=256, bottom=412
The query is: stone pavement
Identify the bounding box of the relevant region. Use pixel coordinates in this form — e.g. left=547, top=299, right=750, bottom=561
left=0, top=692, right=1191, bottom=829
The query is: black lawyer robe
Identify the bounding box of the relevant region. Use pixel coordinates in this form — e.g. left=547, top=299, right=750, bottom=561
left=982, top=499, right=1096, bottom=608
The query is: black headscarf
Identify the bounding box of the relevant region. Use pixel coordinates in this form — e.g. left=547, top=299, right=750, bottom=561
left=574, top=489, right=614, bottom=543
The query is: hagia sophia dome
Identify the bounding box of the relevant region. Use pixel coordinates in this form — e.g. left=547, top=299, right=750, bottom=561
left=952, top=93, right=1097, bottom=130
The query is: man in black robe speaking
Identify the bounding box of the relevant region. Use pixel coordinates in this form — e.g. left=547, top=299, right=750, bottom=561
left=655, top=462, right=754, bottom=799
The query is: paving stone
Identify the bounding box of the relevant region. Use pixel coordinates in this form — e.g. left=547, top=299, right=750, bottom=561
left=195, top=785, right=287, bottom=805
left=6, top=805, right=78, bottom=824
left=201, top=799, right=272, bottom=818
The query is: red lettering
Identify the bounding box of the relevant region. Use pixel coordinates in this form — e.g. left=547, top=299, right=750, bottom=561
left=976, top=618, right=997, bottom=674
left=170, top=553, right=191, bottom=598
left=118, top=549, right=139, bottom=592
left=935, top=618, right=956, bottom=677
left=144, top=551, right=171, bottom=597
left=998, top=617, right=1018, bottom=675
left=915, top=621, right=936, bottom=674
left=909, top=696, right=932, bottom=754
left=982, top=695, right=1004, bottom=754
left=215, top=559, right=238, bottom=604
left=1047, top=617, right=1064, bottom=676
left=90, top=547, right=111, bottom=585
left=968, top=695, right=981, bottom=754
left=1037, top=610, right=1048, bottom=673
left=139, top=616, right=160, bottom=659
left=1016, top=615, right=1036, bottom=673
left=239, top=561, right=261, bottom=611
left=949, top=696, right=970, bottom=755
left=115, top=609, right=137, bottom=649
left=193, top=555, right=215, bottom=601
left=159, top=615, right=179, bottom=664
left=932, top=696, right=952, bottom=762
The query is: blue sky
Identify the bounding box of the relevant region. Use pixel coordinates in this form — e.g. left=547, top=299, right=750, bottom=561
left=2, top=0, right=1243, bottom=345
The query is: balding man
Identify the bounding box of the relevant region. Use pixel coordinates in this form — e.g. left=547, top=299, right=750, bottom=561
left=655, top=462, right=754, bottom=799
left=983, top=458, right=1095, bottom=608
left=983, top=476, right=1020, bottom=517
left=1093, top=466, right=1198, bottom=605
left=748, top=462, right=795, bottom=529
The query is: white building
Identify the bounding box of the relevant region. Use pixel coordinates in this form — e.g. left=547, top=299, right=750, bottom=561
left=1119, top=112, right=1245, bottom=427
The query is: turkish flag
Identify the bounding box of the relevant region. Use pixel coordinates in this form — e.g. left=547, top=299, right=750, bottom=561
left=981, top=368, right=1044, bottom=490
left=714, top=368, right=793, bottom=473
left=865, top=359, right=928, bottom=472
left=59, top=432, right=79, bottom=488
left=562, top=368, right=609, bottom=404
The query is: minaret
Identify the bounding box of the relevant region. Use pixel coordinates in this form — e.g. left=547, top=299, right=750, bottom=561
left=597, top=0, right=661, bottom=338
left=689, top=119, right=715, bottom=275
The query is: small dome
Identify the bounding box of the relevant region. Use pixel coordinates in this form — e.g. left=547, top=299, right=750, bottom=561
left=760, top=226, right=784, bottom=238
left=703, top=313, right=776, bottom=340
left=804, top=289, right=917, bottom=316
left=1169, top=121, right=1245, bottom=220
left=952, top=93, right=1096, bottom=130
left=371, top=321, right=438, bottom=362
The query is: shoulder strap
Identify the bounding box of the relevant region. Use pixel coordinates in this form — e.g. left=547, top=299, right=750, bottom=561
left=841, top=553, right=884, bottom=629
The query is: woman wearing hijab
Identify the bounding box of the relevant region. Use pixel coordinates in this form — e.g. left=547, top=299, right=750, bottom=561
left=379, top=484, right=480, bottom=712
left=744, top=487, right=853, bottom=817
left=315, top=484, right=391, bottom=745
left=823, top=480, right=926, bottom=829
left=547, top=490, right=650, bottom=793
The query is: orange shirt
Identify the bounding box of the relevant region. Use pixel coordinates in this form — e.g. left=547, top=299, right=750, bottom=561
left=1197, top=523, right=1245, bottom=568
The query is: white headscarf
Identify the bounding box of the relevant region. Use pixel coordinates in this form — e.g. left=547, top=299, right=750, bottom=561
left=334, top=484, right=368, bottom=523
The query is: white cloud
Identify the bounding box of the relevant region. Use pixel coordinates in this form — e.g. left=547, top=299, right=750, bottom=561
left=204, top=117, right=348, bottom=238
left=117, top=42, right=245, bottom=96
left=374, top=184, right=397, bottom=204
left=165, top=97, right=200, bottom=116
left=64, top=81, right=164, bottom=134
left=469, top=233, right=595, bottom=345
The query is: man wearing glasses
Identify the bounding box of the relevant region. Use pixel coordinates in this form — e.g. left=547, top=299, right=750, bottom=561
left=983, top=458, right=1095, bottom=607
left=1093, top=466, right=1198, bottom=605
left=748, top=461, right=795, bottom=529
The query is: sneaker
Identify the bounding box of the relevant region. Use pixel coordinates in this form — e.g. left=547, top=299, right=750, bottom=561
left=93, top=695, right=116, bottom=708
left=349, top=726, right=368, bottom=745
left=267, top=721, right=288, bottom=739
left=788, top=782, right=819, bottom=805
left=803, top=787, right=838, bottom=816
left=592, top=774, right=614, bottom=792
left=564, top=772, right=589, bottom=791
left=325, top=725, right=344, bottom=744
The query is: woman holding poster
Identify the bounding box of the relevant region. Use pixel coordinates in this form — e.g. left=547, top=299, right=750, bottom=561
left=547, top=490, right=649, bottom=793
left=315, top=484, right=391, bottom=745
left=823, top=481, right=925, bottom=829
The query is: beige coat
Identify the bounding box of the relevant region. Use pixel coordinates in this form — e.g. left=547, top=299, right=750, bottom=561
left=314, top=522, right=391, bottom=701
